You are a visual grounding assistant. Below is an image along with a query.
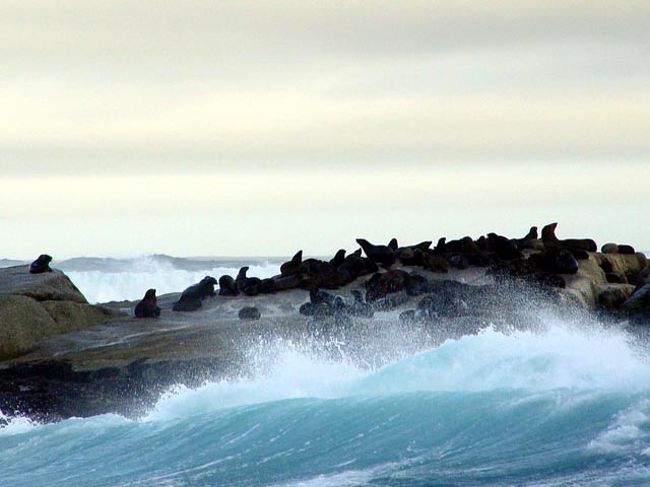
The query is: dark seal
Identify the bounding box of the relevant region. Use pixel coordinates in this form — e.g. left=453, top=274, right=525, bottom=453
left=173, top=276, right=218, bottom=312
left=218, top=275, right=240, bottom=296
left=29, top=254, right=53, bottom=274
left=236, top=266, right=262, bottom=296
left=134, top=289, right=161, bottom=318
left=356, top=238, right=396, bottom=267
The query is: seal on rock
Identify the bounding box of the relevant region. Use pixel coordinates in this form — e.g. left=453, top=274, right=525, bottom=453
left=541, top=223, right=597, bottom=252
left=134, top=289, right=161, bottom=318
left=173, top=276, right=218, bottom=312
left=329, top=249, right=347, bottom=268
left=529, top=248, right=579, bottom=275
left=235, top=266, right=262, bottom=296
left=218, top=275, right=239, bottom=296
left=356, top=238, right=396, bottom=267
left=29, top=254, right=53, bottom=274
left=280, top=251, right=303, bottom=276
left=487, top=233, right=523, bottom=261
left=512, top=226, right=541, bottom=250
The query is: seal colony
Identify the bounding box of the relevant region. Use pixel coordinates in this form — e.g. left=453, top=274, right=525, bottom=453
left=128, top=222, right=649, bottom=324
left=2, top=223, right=648, bottom=424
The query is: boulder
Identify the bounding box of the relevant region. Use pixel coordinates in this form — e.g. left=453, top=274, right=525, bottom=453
left=597, top=284, right=636, bottom=309
left=0, top=267, right=86, bottom=303
left=561, top=256, right=606, bottom=308
left=0, top=295, right=57, bottom=360
left=41, top=301, right=117, bottom=334
left=0, top=266, right=122, bottom=360
left=238, top=306, right=261, bottom=320
left=598, top=253, right=646, bottom=285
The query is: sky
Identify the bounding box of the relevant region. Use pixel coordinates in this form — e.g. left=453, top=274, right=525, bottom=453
left=1, top=1, right=649, bottom=258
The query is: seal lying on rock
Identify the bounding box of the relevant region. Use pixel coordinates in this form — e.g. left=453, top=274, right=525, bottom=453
left=29, top=254, right=53, bottom=274
left=487, top=233, right=523, bottom=261
left=173, top=276, right=217, bottom=312
left=542, top=223, right=597, bottom=252
left=365, top=270, right=410, bottom=302
left=356, top=239, right=396, bottom=267
left=134, top=289, right=161, bottom=318
left=218, top=275, right=239, bottom=296
left=236, top=267, right=262, bottom=296
left=280, top=251, right=303, bottom=275
left=329, top=249, right=347, bottom=268
left=337, top=249, right=378, bottom=285
left=512, top=226, right=540, bottom=250
left=529, top=248, right=579, bottom=275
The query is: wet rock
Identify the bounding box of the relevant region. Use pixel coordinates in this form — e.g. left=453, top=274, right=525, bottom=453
left=349, top=290, right=374, bottom=318
left=238, top=306, right=261, bottom=320
left=601, top=243, right=619, bottom=254
left=605, top=272, right=628, bottom=284
left=597, top=285, right=636, bottom=309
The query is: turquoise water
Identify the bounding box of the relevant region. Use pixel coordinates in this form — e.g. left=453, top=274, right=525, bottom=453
left=2, top=324, right=650, bottom=486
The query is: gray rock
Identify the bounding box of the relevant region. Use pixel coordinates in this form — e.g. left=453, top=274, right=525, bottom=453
left=0, top=266, right=122, bottom=360
left=0, top=266, right=87, bottom=303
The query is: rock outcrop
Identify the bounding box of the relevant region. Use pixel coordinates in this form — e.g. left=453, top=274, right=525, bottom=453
left=0, top=266, right=121, bottom=360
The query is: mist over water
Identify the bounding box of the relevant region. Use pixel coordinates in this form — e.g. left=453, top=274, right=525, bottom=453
left=2, top=314, right=650, bottom=486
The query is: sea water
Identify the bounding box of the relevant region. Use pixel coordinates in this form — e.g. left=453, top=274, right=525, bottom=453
left=1, top=322, right=650, bottom=486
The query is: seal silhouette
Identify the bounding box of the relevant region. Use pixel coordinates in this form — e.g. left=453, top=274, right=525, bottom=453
left=29, top=254, right=53, bottom=274
left=173, top=276, right=218, bottom=312
left=356, top=238, right=396, bottom=267
left=134, top=289, right=161, bottom=318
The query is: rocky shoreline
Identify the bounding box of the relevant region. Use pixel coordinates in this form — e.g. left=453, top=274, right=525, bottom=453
left=1, top=224, right=649, bottom=424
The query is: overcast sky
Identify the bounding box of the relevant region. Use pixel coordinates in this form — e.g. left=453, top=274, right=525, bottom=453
left=1, top=1, right=649, bottom=258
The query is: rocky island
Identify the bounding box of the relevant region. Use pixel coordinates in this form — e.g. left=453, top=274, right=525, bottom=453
left=1, top=223, right=648, bottom=424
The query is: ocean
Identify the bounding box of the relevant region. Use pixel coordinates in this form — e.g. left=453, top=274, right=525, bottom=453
left=1, top=256, right=649, bottom=486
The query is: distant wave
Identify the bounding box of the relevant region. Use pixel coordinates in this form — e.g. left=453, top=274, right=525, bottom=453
left=61, top=255, right=281, bottom=303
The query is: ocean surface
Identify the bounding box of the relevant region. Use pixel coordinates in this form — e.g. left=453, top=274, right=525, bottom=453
left=1, top=255, right=650, bottom=486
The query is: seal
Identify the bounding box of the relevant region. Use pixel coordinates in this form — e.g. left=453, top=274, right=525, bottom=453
left=309, top=288, right=344, bottom=309
left=356, top=238, right=396, bottom=267
left=173, top=276, right=218, bottom=312
left=134, top=289, right=161, bottom=318
left=280, top=250, right=303, bottom=276
left=541, top=223, right=597, bottom=252
left=218, top=275, right=239, bottom=296
left=460, top=236, right=490, bottom=266
left=529, top=248, right=579, bottom=275
left=512, top=226, right=540, bottom=250
left=235, top=266, right=262, bottom=296
left=29, top=254, right=53, bottom=274
left=337, top=250, right=378, bottom=284
left=329, top=249, right=346, bottom=268
left=487, top=233, right=522, bottom=261
left=388, top=238, right=399, bottom=252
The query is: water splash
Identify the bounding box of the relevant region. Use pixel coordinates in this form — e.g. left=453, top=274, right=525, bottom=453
left=64, top=256, right=280, bottom=303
